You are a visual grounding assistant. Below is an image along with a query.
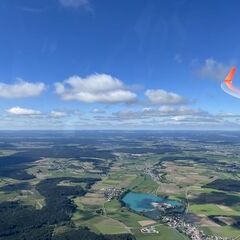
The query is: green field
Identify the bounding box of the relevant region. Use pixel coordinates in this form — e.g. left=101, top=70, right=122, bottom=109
left=94, top=217, right=129, bottom=234
left=189, top=203, right=240, bottom=216
left=202, top=226, right=240, bottom=238
left=128, top=175, right=158, bottom=194
left=132, top=225, right=188, bottom=240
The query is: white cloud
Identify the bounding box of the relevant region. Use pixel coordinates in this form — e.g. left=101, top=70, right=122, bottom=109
left=7, top=107, right=41, bottom=116
left=0, top=79, right=45, bottom=98
left=197, top=58, right=229, bottom=81
left=50, top=111, right=67, bottom=118
left=55, top=73, right=137, bottom=104
left=59, top=0, right=89, bottom=8
left=145, top=89, right=187, bottom=105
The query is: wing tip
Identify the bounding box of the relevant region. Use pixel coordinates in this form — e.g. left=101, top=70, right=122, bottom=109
left=225, top=67, right=237, bottom=83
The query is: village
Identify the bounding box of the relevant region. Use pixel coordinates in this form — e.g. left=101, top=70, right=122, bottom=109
left=162, top=216, right=234, bottom=240
left=104, top=187, right=124, bottom=201
left=140, top=216, right=234, bottom=240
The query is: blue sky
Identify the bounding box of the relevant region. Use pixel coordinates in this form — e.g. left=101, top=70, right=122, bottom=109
left=1, top=0, right=240, bottom=129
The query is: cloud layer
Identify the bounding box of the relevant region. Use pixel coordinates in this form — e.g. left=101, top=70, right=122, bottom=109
left=2, top=104, right=240, bottom=130
left=55, top=73, right=137, bottom=104
left=111, top=106, right=207, bottom=120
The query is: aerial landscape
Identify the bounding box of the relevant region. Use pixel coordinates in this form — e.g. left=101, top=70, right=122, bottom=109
left=0, top=131, right=239, bottom=239
left=1, top=0, right=240, bottom=239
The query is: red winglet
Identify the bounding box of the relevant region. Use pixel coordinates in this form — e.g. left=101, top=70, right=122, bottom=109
left=225, top=67, right=237, bottom=83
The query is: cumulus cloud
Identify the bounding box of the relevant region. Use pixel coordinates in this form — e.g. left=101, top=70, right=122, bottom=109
left=55, top=73, right=137, bottom=104
left=145, top=89, right=187, bottom=105
left=197, top=58, right=229, bottom=81
left=0, top=79, right=45, bottom=98
left=59, top=0, right=89, bottom=8
left=50, top=111, right=67, bottom=118
left=7, top=107, right=41, bottom=116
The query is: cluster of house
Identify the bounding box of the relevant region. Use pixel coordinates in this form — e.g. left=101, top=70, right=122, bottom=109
left=104, top=187, right=123, bottom=201
left=144, top=166, right=162, bottom=182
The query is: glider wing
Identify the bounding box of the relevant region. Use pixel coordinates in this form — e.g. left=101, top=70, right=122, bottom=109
left=221, top=67, right=240, bottom=98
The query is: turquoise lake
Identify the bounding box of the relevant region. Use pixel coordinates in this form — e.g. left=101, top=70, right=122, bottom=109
left=122, top=192, right=182, bottom=212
